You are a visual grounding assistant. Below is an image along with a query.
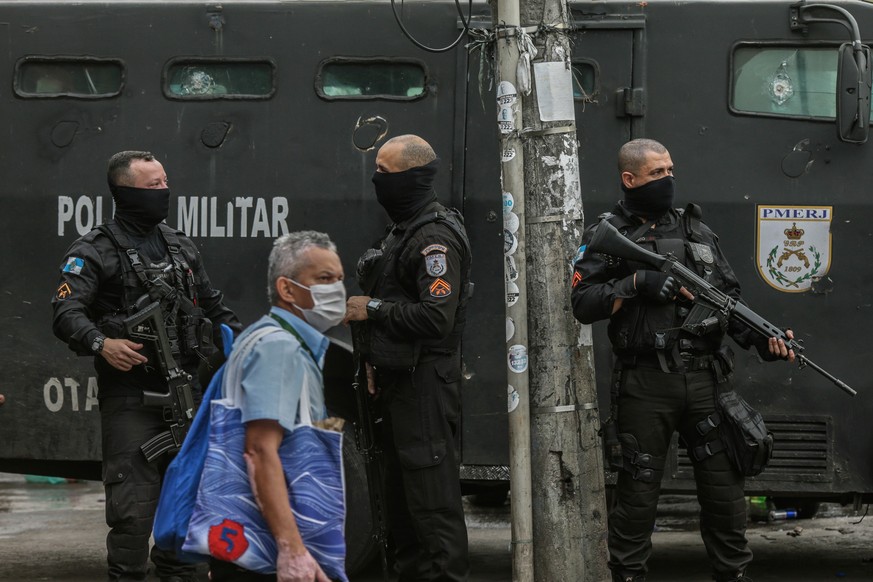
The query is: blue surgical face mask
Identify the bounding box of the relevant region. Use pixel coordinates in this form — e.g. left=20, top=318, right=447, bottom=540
left=290, top=279, right=346, bottom=332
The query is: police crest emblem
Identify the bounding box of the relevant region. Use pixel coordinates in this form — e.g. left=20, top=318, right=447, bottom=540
left=425, top=253, right=447, bottom=277
left=756, top=205, right=832, bottom=293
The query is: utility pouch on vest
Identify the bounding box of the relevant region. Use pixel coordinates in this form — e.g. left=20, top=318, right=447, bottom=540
left=716, top=390, right=774, bottom=476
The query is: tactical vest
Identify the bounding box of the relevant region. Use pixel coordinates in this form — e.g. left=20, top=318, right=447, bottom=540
left=358, top=206, right=472, bottom=368
left=96, top=221, right=213, bottom=361
left=604, top=204, right=725, bottom=361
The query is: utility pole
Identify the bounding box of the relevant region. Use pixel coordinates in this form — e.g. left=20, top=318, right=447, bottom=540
left=494, top=0, right=534, bottom=580
left=494, top=0, right=609, bottom=579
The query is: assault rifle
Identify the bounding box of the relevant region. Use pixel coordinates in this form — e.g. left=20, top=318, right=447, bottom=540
left=350, top=322, right=390, bottom=581
left=124, top=296, right=196, bottom=462
left=588, top=219, right=856, bottom=397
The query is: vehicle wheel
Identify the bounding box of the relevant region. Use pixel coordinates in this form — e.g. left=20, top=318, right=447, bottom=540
left=342, top=422, right=380, bottom=575
left=770, top=497, right=821, bottom=519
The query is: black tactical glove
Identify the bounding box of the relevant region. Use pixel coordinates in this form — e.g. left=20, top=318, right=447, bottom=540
left=634, top=270, right=677, bottom=303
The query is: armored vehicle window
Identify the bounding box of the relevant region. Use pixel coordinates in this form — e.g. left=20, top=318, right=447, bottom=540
left=164, top=59, right=275, bottom=99
left=572, top=61, right=598, bottom=102
left=731, top=45, right=838, bottom=120
left=15, top=58, right=123, bottom=98
left=316, top=58, right=427, bottom=100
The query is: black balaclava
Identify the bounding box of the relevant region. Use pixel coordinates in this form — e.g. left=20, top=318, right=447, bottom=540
left=621, top=175, right=675, bottom=220
left=110, top=185, right=171, bottom=235
left=371, top=159, right=439, bottom=223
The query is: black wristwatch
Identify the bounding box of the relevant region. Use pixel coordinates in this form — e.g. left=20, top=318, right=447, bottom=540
left=366, top=298, right=383, bottom=318
left=90, top=334, right=106, bottom=355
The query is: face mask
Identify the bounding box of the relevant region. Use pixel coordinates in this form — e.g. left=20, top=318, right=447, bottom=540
left=111, top=185, right=171, bottom=230
left=621, top=175, right=675, bottom=220
left=371, top=159, right=439, bottom=223
left=290, top=279, right=347, bottom=332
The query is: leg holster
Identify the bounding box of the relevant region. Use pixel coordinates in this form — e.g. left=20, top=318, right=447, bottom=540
left=618, top=433, right=665, bottom=483
left=688, top=412, right=726, bottom=462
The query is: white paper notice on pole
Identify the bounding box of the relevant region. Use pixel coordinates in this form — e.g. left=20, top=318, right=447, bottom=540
left=533, top=62, right=574, bottom=122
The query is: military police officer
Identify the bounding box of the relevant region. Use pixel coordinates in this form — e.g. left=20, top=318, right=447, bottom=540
left=571, top=139, right=793, bottom=582
left=345, top=135, right=471, bottom=581
left=51, top=151, right=241, bottom=582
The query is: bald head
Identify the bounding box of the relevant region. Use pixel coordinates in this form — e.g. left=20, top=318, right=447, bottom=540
left=376, top=134, right=437, bottom=173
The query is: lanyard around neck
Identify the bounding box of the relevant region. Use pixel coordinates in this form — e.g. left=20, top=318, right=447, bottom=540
left=269, top=313, right=318, bottom=365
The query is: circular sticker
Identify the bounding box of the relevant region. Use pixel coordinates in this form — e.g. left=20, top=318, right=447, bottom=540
left=504, top=211, right=519, bottom=234
left=506, top=316, right=515, bottom=342
left=508, top=344, right=528, bottom=373
left=501, top=147, right=516, bottom=163
left=505, top=255, right=519, bottom=282
left=497, top=81, right=518, bottom=105
left=504, top=229, right=518, bottom=256
left=506, top=280, right=520, bottom=307
left=502, top=192, right=514, bottom=214
left=508, top=384, right=520, bottom=413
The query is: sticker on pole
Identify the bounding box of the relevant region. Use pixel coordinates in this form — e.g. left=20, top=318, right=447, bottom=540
left=756, top=205, right=832, bottom=293
left=498, top=105, right=515, bottom=134
left=505, top=255, right=519, bottom=282
left=506, top=316, right=515, bottom=342
left=508, top=344, right=528, bottom=373
left=504, top=229, right=518, bottom=256
left=508, top=384, right=520, bottom=413
left=503, top=192, right=514, bottom=214
left=501, top=147, right=516, bottom=163
left=504, top=211, right=519, bottom=234
left=497, top=81, right=517, bottom=105
left=506, top=280, right=520, bottom=307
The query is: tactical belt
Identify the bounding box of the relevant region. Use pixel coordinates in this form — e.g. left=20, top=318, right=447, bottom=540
left=620, top=352, right=715, bottom=373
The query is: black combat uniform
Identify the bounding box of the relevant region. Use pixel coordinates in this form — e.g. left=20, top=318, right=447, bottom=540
left=52, top=218, right=240, bottom=582
left=571, top=202, right=768, bottom=582
left=357, top=199, right=472, bottom=582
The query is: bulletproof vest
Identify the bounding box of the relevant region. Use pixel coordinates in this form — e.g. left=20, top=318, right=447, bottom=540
left=605, top=205, right=723, bottom=357
left=358, top=205, right=472, bottom=365
left=96, top=221, right=211, bottom=360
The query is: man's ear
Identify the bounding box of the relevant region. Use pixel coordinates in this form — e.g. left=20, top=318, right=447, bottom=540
left=621, top=171, right=636, bottom=189
left=275, top=277, right=297, bottom=305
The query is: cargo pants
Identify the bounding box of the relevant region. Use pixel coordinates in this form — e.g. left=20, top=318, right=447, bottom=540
left=608, top=363, right=751, bottom=582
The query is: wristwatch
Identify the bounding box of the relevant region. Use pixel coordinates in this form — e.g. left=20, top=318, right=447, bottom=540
left=366, top=298, right=383, bottom=319
left=90, top=334, right=105, bottom=355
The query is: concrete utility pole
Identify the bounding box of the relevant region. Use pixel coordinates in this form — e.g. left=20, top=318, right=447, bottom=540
left=494, top=0, right=610, bottom=579
left=494, top=0, right=534, bottom=580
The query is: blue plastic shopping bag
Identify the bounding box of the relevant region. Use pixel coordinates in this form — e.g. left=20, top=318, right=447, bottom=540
left=152, top=324, right=236, bottom=561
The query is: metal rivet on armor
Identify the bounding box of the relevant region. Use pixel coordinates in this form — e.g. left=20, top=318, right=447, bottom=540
left=434, top=456, right=439, bottom=460
left=117, top=472, right=123, bottom=478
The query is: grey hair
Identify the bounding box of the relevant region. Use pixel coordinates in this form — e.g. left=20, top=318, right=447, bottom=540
left=618, top=139, right=668, bottom=174
left=107, top=150, right=156, bottom=188
left=267, top=230, right=337, bottom=304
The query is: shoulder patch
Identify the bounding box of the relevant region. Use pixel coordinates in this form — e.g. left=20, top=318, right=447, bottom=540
left=425, top=253, right=447, bottom=277
left=572, top=271, right=582, bottom=288
left=429, top=278, right=452, bottom=297
left=421, top=243, right=448, bottom=256
left=56, top=282, right=72, bottom=300
left=61, top=257, right=85, bottom=276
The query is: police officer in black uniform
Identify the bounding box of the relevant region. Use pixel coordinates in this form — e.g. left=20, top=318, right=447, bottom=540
left=51, top=151, right=241, bottom=582
left=345, top=135, right=471, bottom=581
left=570, top=139, right=794, bottom=582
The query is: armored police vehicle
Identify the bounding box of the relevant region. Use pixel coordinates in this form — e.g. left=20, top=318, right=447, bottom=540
left=0, top=0, right=871, bottom=570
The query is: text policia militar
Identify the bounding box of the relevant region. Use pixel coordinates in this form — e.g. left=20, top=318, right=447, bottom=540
left=57, top=194, right=292, bottom=238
